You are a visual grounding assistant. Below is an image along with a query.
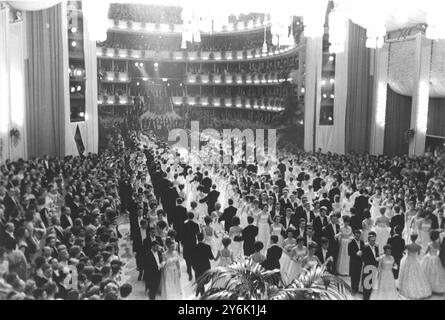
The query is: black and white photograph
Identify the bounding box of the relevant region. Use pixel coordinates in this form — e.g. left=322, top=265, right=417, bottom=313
left=1, top=0, right=445, bottom=304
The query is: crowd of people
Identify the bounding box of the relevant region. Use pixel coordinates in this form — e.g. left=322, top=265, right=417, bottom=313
left=3, top=105, right=445, bottom=300
left=108, top=3, right=183, bottom=25
left=122, top=124, right=445, bottom=300
left=0, top=126, right=149, bottom=300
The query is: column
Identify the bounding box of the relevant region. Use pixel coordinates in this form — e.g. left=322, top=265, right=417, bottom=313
left=409, top=34, right=431, bottom=156
left=369, top=43, right=389, bottom=155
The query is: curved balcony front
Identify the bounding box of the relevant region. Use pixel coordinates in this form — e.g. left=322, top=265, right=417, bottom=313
left=185, top=73, right=292, bottom=85
left=97, top=45, right=299, bottom=63
left=171, top=96, right=284, bottom=112
left=108, top=17, right=271, bottom=36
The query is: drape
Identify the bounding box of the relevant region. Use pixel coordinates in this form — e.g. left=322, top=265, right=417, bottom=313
left=303, top=36, right=322, bottom=152
left=383, top=86, right=411, bottom=156
left=0, top=7, right=11, bottom=163
left=427, top=98, right=445, bottom=137
left=369, top=43, right=389, bottom=155
left=345, top=21, right=372, bottom=154
left=25, top=3, right=67, bottom=158
left=8, top=20, right=27, bottom=160
left=317, top=19, right=349, bottom=155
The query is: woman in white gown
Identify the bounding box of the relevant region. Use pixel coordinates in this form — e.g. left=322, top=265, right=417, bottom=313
left=229, top=217, right=244, bottom=262
left=237, top=195, right=251, bottom=229
left=286, top=237, right=308, bottom=284
left=398, top=234, right=432, bottom=299
left=195, top=187, right=208, bottom=226
left=418, top=217, right=432, bottom=255
left=270, top=215, right=285, bottom=247
left=215, top=237, right=234, bottom=267
left=374, top=207, right=391, bottom=254
left=420, top=231, right=445, bottom=294
left=202, top=216, right=218, bottom=257
left=256, top=205, right=271, bottom=254
left=369, top=189, right=383, bottom=221
left=370, top=245, right=399, bottom=300
left=160, top=238, right=183, bottom=300
left=337, top=216, right=352, bottom=276
left=280, top=230, right=297, bottom=284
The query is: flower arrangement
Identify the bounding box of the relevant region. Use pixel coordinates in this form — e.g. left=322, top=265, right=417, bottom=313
left=9, top=128, right=20, bottom=147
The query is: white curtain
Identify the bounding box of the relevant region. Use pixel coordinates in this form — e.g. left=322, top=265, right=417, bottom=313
left=8, top=20, right=27, bottom=160
left=303, top=36, right=322, bottom=152
left=0, top=7, right=27, bottom=163
left=0, top=7, right=11, bottom=163
left=83, top=5, right=99, bottom=154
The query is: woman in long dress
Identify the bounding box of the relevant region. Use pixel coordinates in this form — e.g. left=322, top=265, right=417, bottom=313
left=160, top=238, right=183, bottom=300
left=195, top=186, right=209, bottom=226
left=374, top=207, right=391, bottom=254
left=418, top=217, right=432, bottom=256
left=215, top=237, right=234, bottom=267
left=421, top=231, right=445, bottom=294
left=229, top=217, right=244, bottom=262
left=370, top=245, right=399, bottom=300
left=337, top=216, right=352, bottom=276
left=361, top=210, right=374, bottom=243
left=302, top=242, right=322, bottom=272
left=202, top=216, right=218, bottom=257
left=286, top=236, right=308, bottom=284
left=256, top=205, right=271, bottom=254
left=398, top=234, right=432, bottom=299
left=369, top=189, right=383, bottom=222
left=280, top=230, right=297, bottom=284
left=270, top=215, right=285, bottom=247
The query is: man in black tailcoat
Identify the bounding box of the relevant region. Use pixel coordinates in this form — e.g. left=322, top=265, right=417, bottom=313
left=387, top=225, right=405, bottom=279
left=362, top=232, right=379, bottom=300
left=199, top=184, right=220, bottom=215
left=193, top=233, right=214, bottom=297
left=348, top=229, right=365, bottom=294
left=182, top=212, right=200, bottom=281
left=143, top=241, right=163, bottom=300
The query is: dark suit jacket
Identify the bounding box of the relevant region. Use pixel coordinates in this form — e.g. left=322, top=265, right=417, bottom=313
left=440, top=238, right=445, bottom=269
left=313, top=216, right=329, bottom=241
left=192, top=242, right=214, bottom=275
left=350, top=215, right=363, bottom=233
left=132, top=226, right=148, bottom=253
left=348, top=239, right=365, bottom=266
left=171, top=205, right=187, bottom=241
left=262, top=245, right=283, bottom=270
left=142, top=235, right=163, bottom=252
left=200, top=190, right=220, bottom=213
left=281, top=215, right=298, bottom=235
left=390, top=214, right=405, bottom=235
left=295, top=210, right=315, bottom=225
left=60, top=214, right=73, bottom=229
left=242, top=224, right=258, bottom=256
left=315, top=247, right=334, bottom=273
left=220, top=206, right=237, bottom=232
left=387, top=235, right=405, bottom=262
left=354, top=195, right=369, bottom=216
left=143, top=250, right=163, bottom=289
left=322, top=224, right=340, bottom=253
left=4, top=193, right=19, bottom=220
left=362, top=245, right=379, bottom=268
left=182, top=220, right=200, bottom=248
left=201, top=177, right=212, bottom=193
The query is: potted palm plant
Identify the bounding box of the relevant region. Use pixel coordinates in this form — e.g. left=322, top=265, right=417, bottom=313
left=195, top=259, right=352, bottom=300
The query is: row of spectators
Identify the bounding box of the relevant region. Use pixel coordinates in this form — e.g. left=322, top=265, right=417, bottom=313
left=108, top=4, right=269, bottom=27
left=0, top=127, right=136, bottom=300
left=108, top=3, right=183, bottom=25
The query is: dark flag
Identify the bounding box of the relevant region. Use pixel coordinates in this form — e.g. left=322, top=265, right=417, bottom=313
left=74, top=125, right=85, bottom=155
